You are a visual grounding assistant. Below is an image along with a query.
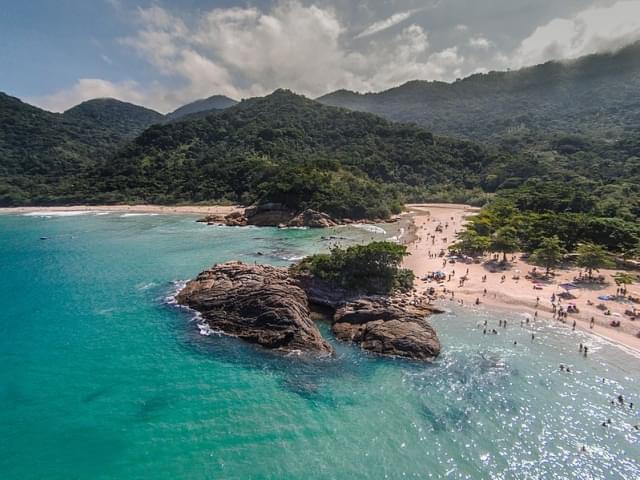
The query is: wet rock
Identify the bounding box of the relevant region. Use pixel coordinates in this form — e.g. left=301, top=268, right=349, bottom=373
left=332, top=298, right=441, bottom=360
left=176, top=262, right=332, bottom=355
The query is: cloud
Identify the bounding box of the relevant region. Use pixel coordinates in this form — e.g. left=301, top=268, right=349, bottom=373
left=512, top=0, right=640, bottom=67
left=45, top=0, right=640, bottom=112
left=468, top=36, right=491, bottom=49
left=29, top=78, right=151, bottom=112
left=355, top=9, right=421, bottom=39
left=42, top=1, right=461, bottom=111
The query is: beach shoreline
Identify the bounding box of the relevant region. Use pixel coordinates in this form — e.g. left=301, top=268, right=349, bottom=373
left=403, top=203, right=640, bottom=354
left=4, top=202, right=639, bottom=353
left=0, top=204, right=242, bottom=216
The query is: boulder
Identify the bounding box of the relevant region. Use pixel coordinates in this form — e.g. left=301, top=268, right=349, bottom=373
left=332, top=298, right=441, bottom=360
left=245, top=203, right=295, bottom=226
left=223, top=210, right=248, bottom=226
left=196, top=211, right=248, bottom=226
left=287, top=209, right=337, bottom=228
left=176, top=262, right=332, bottom=355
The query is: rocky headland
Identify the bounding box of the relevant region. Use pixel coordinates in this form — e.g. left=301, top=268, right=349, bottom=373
left=176, top=261, right=442, bottom=360
left=196, top=202, right=397, bottom=228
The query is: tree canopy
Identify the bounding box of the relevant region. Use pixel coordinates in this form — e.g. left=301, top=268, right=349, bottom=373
left=293, top=241, right=413, bottom=294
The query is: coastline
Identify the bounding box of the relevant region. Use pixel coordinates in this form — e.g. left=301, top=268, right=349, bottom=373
left=4, top=202, right=639, bottom=353
left=0, top=204, right=242, bottom=216
left=403, top=203, right=640, bottom=354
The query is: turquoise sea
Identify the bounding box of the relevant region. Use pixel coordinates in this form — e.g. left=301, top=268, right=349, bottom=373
left=1, top=212, right=639, bottom=480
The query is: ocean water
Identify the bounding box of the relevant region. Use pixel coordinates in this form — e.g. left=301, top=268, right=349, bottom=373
left=0, top=213, right=639, bottom=480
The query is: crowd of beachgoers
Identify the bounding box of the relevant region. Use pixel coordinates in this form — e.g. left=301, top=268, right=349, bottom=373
left=403, top=204, right=640, bottom=353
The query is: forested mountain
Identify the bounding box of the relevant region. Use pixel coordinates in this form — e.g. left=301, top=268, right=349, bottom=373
left=318, top=42, right=640, bottom=142
left=63, top=98, right=163, bottom=138
left=0, top=92, right=165, bottom=204
left=165, top=95, right=238, bottom=122
left=89, top=89, right=508, bottom=217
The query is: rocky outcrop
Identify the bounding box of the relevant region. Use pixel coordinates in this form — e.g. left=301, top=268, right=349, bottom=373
left=177, top=262, right=441, bottom=361
left=332, top=298, right=441, bottom=360
left=294, top=273, right=360, bottom=309
left=244, top=203, right=294, bottom=226
left=287, top=209, right=337, bottom=228
left=176, top=262, right=332, bottom=355
left=196, top=212, right=248, bottom=226
left=197, top=204, right=338, bottom=228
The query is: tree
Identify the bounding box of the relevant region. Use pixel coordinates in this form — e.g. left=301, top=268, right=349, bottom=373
left=621, top=241, right=640, bottom=262
left=293, top=241, right=412, bottom=294
left=529, top=235, right=566, bottom=275
left=490, top=226, right=520, bottom=262
left=576, top=242, right=614, bottom=279
left=449, top=230, right=491, bottom=257
left=613, top=272, right=634, bottom=287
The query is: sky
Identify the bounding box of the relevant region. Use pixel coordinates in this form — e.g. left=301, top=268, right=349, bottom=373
left=2, top=0, right=640, bottom=113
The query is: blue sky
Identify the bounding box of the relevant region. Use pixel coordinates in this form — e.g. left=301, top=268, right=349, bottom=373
left=2, top=0, right=640, bottom=113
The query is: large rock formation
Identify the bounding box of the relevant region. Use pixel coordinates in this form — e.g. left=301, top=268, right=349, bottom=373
left=244, top=203, right=294, bottom=226
left=332, top=299, right=441, bottom=360
left=287, top=209, right=337, bottom=228
left=197, top=204, right=337, bottom=228
left=177, top=262, right=441, bottom=361
left=176, top=262, right=332, bottom=355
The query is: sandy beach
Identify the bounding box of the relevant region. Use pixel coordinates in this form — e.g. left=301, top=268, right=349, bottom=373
left=403, top=203, right=640, bottom=353
left=4, top=202, right=639, bottom=352
left=0, top=204, right=241, bottom=216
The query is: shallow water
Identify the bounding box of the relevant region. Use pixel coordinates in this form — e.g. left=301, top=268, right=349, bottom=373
left=0, top=213, right=638, bottom=479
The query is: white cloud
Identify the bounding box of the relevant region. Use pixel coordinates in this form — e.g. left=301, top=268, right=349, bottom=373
left=100, top=54, right=113, bottom=65
left=512, top=0, right=640, bottom=67
left=30, top=1, right=465, bottom=111
left=29, top=78, right=150, bottom=112
left=468, top=36, right=491, bottom=49
left=355, top=9, right=421, bottom=38
left=46, top=0, right=640, bottom=112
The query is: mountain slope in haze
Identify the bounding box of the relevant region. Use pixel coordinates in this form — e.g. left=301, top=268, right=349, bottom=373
left=318, top=42, right=640, bottom=142
left=63, top=98, right=163, bottom=138
left=165, top=95, right=238, bottom=122
left=89, top=89, right=508, bottom=217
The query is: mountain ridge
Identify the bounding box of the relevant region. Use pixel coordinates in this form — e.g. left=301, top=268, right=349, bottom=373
left=318, top=41, right=640, bottom=141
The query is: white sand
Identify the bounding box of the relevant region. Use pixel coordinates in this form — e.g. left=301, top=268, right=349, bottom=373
left=0, top=204, right=241, bottom=216
left=403, top=203, right=640, bottom=353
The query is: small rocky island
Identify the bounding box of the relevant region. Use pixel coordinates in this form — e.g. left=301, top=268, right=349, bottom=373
left=177, top=242, right=441, bottom=360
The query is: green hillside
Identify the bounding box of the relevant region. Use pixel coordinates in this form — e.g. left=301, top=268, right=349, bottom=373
left=87, top=89, right=508, bottom=218
left=318, top=42, right=640, bottom=142
left=0, top=93, right=163, bottom=205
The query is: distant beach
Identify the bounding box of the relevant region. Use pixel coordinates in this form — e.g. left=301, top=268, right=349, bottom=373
left=403, top=203, right=640, bottom=354
left=0, top=204, right=241, bottom=216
